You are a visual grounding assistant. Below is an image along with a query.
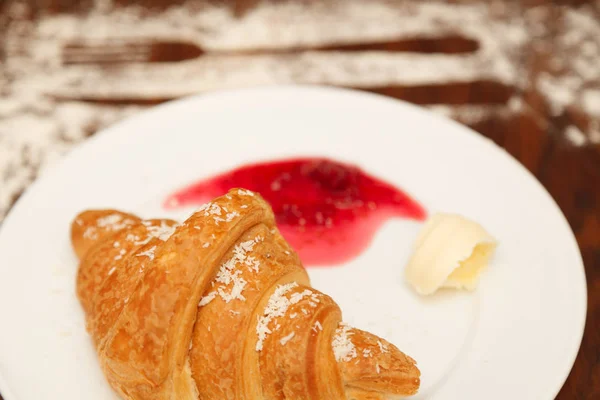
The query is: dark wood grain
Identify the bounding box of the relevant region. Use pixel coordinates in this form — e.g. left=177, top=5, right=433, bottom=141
left=1, top=0, right=598, bottom=399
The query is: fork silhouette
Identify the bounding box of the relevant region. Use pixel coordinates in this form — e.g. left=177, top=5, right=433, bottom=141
left=61, top=35, right=479, bottom=65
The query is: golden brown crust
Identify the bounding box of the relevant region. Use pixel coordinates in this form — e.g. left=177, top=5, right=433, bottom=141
left=339, top=329, right=421, bottom=397
left=71, top=188, right=420, bottom=399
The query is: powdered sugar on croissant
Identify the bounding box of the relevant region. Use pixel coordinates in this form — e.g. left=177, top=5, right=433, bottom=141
left=71, top=188, right=420, bottom=400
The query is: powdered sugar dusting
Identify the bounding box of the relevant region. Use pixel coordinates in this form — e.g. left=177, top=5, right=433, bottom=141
left=97, top=214, right=122, bottom=227
left=96, top=214, right=135, bottom=231
left=196, top=202, right=212, bottom=213
left=126, top=233, right=140, bottom=242
left=332, top=323, right=357, bottom=362
left=114, top=248, right=127, bottom=260
left=237, top=189, right=255, bottom=197
left=145, top=220, right=177, bottom=241
left=197, top=201, right=241, bottom=225
left=83, top=227, right=98, bottom=240
left=199, top=235, right=263, bottom=306
left=582, top=89, right=600, bottom=117
left=313, top=321, right=323, bottom=332
left=215, top=267, right=247, bottom=303
left=565, top=125, right=587, bottom=147
left=256, top=283, right=320, bottom=351
left=226, top=211, right=240, bottom=222
left=137, top=245, right=157, bottom=261
left=279, top=332, right=295, bottom=345
left=377, top=340, right=389, bottom=353
left=198, top=291, right=217, bottom=307
left=256, top=282, right=298, bottom=351
left=235, top=238, right=262, bottom=272
left=82, top=214, right=134, bottom=241
left=290, top=289, right=320, bottom=305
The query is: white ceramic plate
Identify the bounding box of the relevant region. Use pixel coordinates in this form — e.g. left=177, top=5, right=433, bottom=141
left=0, top=86, right=586, bottom=400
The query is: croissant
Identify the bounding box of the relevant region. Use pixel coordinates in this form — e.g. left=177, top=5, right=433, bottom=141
left=71, top=188, right=420, bottom=400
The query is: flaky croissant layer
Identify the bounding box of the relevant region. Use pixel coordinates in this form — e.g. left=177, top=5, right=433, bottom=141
left=71, top=188, right=420, bottom=400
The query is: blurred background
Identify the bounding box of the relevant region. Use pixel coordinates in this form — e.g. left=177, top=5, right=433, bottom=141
left=0, top=0, right=599, bottom=398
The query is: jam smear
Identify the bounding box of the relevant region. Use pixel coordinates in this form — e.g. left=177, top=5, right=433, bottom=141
left=165, top=158, right=426, bottom=266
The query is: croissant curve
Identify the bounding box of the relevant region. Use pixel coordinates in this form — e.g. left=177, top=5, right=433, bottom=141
left=71, top=188, right=420, bottom=400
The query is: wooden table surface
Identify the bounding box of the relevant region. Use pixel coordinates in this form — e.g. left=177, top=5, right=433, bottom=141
left=1, top=0, right=599, bottom=398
